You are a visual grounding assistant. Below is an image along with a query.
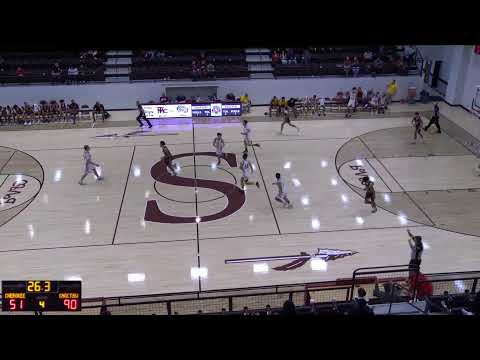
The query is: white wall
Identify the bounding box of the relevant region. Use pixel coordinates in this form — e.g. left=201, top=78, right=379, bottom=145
left=0, top=75, right=421, bottom=109
left=461, top=47, right=480, bottom=109
left=417, top=45, right=480, bottom=111
left=417, top=45, right=452, bottom=81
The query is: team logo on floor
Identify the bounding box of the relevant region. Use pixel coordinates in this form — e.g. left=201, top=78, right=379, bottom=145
left=145, top=152, right=245, bottom=224
left=0, top=147, right=44, bottom=228
left=225, top=248, right=357, bottom=271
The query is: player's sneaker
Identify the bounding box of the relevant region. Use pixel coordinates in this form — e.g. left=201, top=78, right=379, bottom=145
left=97, top=177, right=104, bottom=181
left=255, top=182, right=260, bottom=189
left=287, top=203, right=293, bottom=209
left=371, top=207, right=377, bottom=213
left=78, top=181, right=85, bottom=185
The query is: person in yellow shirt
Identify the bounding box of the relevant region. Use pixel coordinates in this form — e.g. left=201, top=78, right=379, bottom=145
left=278, top=97, right=288, bottom=115
left=269, top=96, right=279, bottom=117
left=240, top=93, right=251, bottom=113
left=386, top=80, right=398, bottom=105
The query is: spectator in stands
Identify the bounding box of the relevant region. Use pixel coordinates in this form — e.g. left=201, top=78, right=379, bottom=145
left=200, top=58, right=208, bottom=79
left=100, top=299, right=111, bottom=315
left=403, top=45, right=416, bottom=66
left=303, top=48, right=311, bottom=65
left=51, top=62, right=62, bottom=81
left=372, top=57, right=384, bottom=76
left=396, top=56, right=407, bottom=74
left=92, top=101, right=106, bottom=122
left=207, top=62, right=216, bottom=79
left=356, top=87, right=364, bottom=105
left=280, top=51, right=287, bottom=65
left=386, top=80, right=398, bottom=104
left=67, top=65, right=79, bottom=84
left=159, top=93, right=170, bottom=103
left=269, top=96, right=279, bottom=117
left=192, top=60, right=199, bottom=81
left=363, top=50, right=374, bottom=62
left=343, top=56, right=352, bottom=77
left=373, top=280, right=403, bottom=303
left=279, top=97, right=288, bottom=114
left=272, top=51, right=280, bottom=65
left=68, top=99, right=79, bottom=124
left=240, top=93, right=251, bottom=113
left=281, top=298, right=296, bottom=316
left=265, top=305, right=272, bottom=315
left=16, top=66, right=25, bottom=78
left=349, top=288, right=374, bottom=315
left=242, top=306, right=249, bottom=315
left=225, top=93, right=236, bottom=101
left=352, top=57, right=360, bottom=77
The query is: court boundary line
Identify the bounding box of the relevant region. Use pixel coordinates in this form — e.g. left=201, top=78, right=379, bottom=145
left=252, top=146, right=282, bottom=235
left=20, top=137, right=351, bottom=152
left=111, top=145, right=136, bottom=245
left=192, top=121, right=202, bottom=292
left=0, top=225, right=427, bottom=254
left=358, top=137, right=437, bottom=227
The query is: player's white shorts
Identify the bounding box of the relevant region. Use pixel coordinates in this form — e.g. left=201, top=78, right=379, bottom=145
left=216, top=149, right=223, bottom=157
left=348, top=99, right=356, bottom=108
left=85, top=163, right=96, bottom=174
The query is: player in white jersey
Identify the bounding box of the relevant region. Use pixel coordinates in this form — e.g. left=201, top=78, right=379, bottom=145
left=272, top=172, right=292, bottom=208
left=212, top=132, right=225, bottom=165
left=78, top=145, right=103, bottom=185
left=241, top=119, right=261, bottom=154
left=346, top=87, right=357, bottom=118
left=239, top=153, right=260, bottom=189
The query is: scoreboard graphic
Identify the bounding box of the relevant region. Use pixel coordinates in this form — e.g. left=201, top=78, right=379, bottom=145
left=1, top=280, right=82, bottom=312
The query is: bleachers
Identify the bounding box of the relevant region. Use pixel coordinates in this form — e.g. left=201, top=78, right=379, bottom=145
left=130, top=48, right=249, bottom=81
left=272, top=46, right=414, bottom=78
left=0, top=51, right=105, bottom=84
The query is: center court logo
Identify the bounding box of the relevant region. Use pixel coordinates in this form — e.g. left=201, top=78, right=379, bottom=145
left=145, top=152, right=246, bottom=224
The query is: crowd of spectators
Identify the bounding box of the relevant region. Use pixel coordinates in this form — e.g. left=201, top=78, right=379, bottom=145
left=0, top=50, right=105, bottom=84
left=191, top=52, right=216, bottom=81
left=272, top=46, right=416, bottom=78
left=0, top=99, right=108, bottom=126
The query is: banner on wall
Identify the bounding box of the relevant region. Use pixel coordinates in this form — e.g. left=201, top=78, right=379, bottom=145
left=142, top=102, right=242, bottom=119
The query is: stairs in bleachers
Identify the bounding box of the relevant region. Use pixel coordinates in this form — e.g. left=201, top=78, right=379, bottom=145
left=104, top=50, right=133, bottom=82
left=245, top=48, right=274, bottom=79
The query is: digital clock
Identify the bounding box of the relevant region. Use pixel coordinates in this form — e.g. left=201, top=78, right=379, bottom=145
left=1, top=280, right=82, bottom=312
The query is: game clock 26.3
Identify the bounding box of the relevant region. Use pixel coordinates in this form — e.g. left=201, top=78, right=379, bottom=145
left=26, top=280, right=55, bottom=293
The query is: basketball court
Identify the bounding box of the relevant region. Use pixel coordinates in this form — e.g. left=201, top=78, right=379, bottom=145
left=1, top=103, right=480, bottom=298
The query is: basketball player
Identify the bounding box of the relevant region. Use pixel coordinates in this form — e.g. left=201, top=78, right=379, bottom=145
left=136, top=100, right=152, bottom=128
left=361, top=176, right=377, bottom=213
left=212, top=132, right=225, bottom=165
left=78, top=145, right=103, bottom=185
left=411, top=112, right=424, bottom=144
left=280, top=110, right=300, bottom=134
left=160, top=140, right=176, bottom=175
left=241, top=119, right=261, bottom=154
left=240, top=153, right=260, bottom=190
left=346, top=87, right=357, bottom=118
left=272, top=172, right=292, bottom=208
left=424, top=103, right=441, bottom=134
